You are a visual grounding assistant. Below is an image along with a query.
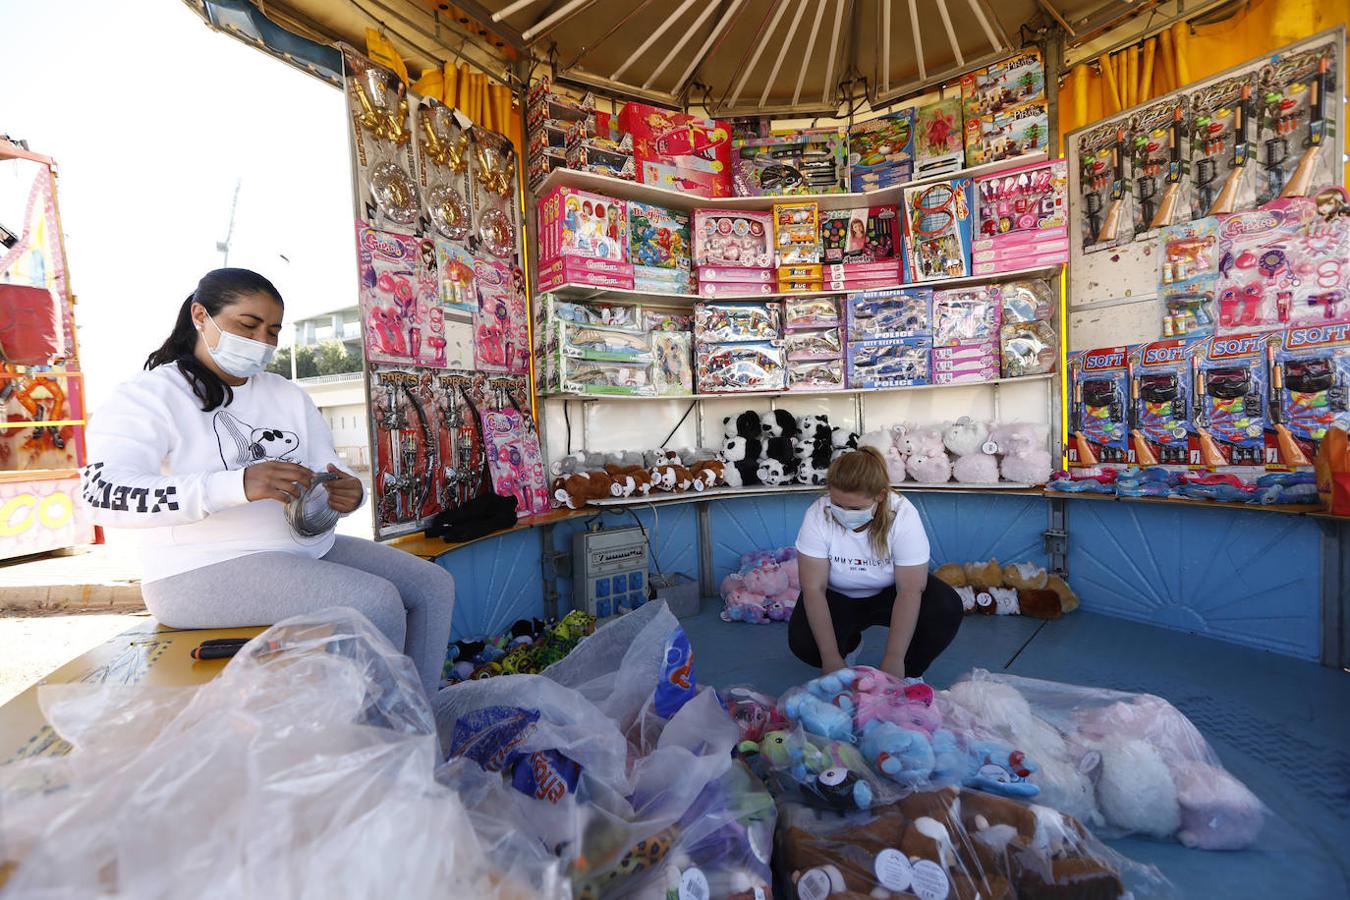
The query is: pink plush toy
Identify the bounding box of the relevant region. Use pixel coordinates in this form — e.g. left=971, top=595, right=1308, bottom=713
left=992, top=422, right=1054, bottom=485
left=902, top=425, right=945, bottom=458
left=906, top=452, right=952, bottom=484
left=720, top=552, right=801, bottom=623
left=850, top=666, right=942, bottom=733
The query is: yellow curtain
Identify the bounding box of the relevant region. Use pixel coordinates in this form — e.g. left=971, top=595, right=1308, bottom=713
left=1058, top=0, right=1350, bottom=159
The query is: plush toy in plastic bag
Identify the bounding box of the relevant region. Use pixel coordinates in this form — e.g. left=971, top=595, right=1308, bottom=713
left=0, top=608, right=563, bottom=899
left=940, top=669, right=1266, bottom=849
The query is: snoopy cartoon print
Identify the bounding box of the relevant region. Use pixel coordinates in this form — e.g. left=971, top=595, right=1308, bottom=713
left=214, top=410, right=301, bottom=469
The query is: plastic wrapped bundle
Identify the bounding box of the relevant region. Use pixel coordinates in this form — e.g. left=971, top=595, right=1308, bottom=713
left=0, top=608, right=563, bottom=899
left=940, top=669, right=1266, bottom=849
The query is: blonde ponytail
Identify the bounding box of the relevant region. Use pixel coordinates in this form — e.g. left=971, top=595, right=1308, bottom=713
left=826, top=447, right=895, bottom=557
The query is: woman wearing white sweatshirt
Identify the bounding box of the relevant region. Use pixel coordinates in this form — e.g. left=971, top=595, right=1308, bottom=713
left=82, top=268, right=454, bottom=695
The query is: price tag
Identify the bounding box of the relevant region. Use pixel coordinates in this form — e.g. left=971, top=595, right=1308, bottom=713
left=911, top=859, right=951, bottom=900
left=874, top=848, right=914, bottom=891
left=679, top=867, right=709, bottom=900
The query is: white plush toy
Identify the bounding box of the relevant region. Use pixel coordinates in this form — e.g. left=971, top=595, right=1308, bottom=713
left=992, top=422, right=1054, bottom=485
left=857, top=428, right=906, bottom=483
left=944, top=417, right=1000, bottom=484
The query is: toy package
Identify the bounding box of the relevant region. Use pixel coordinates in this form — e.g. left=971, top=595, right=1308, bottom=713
left=697, top=280, right=775, bottom=298
left=696, top=341, right=785, bottom=392
left=848, top=108, right=915, bottom=191
left=846, top=287, right=932, bottom=340
left=1189, top=74, right=1258, bottom=218
left=1068, top=347, right=1130, bottom=467
left=618, top=101, right=733, bottom=198
left=1076, top=122, right=1133, bottom=252
left=773, top=201, right=822, bottom=266
left=822, top=205, right=900, bottom=265
left=785, top=295, right=840, bottom=329
left=1000, top=278, right=1055, bottom=323
left=473, top=259, right=529, bottom=374
left=536, top=185, right=628, bottom=264
left=632, top=266, right=694, bottom=295
left=434, top=240, right=478, bottom=314
left=693, top=209, right=774, bottom=268
left=343, top=50, right=420, bottom=232
left=1192, top=332, right=1271, bottom=467
left=964, top=98, right=1050, bottom=166
left=645, top=309, right=693, bottom=331
left=651, top=330, right=694, bottom=395
left=413, top=97, right=473, bottom=242
left=1001, top=320, right=1057, bottom=377
left=627, top=200, right=690, bottom=269
left=903, top=177, right=974, bottom=282
left=1129, top=96, right=1191, bottom=238
left=558, top=356, right=654, bottom=395
left=563, top=123, right=634, bottom=180
left=973, top=158, right=1068, bottom=274
left=787, top=359, right=845, bottom=391
left=932, top=285, right=1001, bottom=346
left=1159, top=217, right=1222, bottom=338
left=913, top=97, right=966, bottom=176
left=356, top=226, right=443, bottom=368
left=697, top=265, right=775, bottom=283
left=1129, top=339, right=1198, bottom=466
left=932, top=341, right=1000, bottom=384
left=694, top=301, right=783, bottom=342
left=960, top=47, right=1045, bottom=119
left=1268, top=323, right=1350, bottom=468
left=731, top=128, right=847, bottom=195
left=784, top=328, right=843, bottom=361
left=537, top=295, right=642, bottom=331
left=468, top=127, right=520, bottom=262
left=1255, top=41, right=1338, bottom=204
left=847, top=337, right=930, bottom=388
left=554, top=322, right=653, bottom=361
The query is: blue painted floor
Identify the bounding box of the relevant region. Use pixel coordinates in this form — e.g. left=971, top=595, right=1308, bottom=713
left=682, top=604, right=1350, bottom=899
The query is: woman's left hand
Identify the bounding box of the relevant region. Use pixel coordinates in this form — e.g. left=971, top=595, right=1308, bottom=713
left=324, top=464, right=364, bottom=513
left=878, top=653, right=905, bottom=681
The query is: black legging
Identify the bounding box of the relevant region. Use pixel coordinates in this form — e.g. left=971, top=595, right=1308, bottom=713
left=787, top=572, right=963, bottom=676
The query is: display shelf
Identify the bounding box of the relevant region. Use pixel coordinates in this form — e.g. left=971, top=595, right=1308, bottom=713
left=540, top=373, right=1055, bottom=403
left=534, top=150, right=1050, bottom=213
left=589, top=481, right=1037, bottom=508
left=538, top=263, right=1063, bottom=307
left=1044, top=488, right=1322, bottom=516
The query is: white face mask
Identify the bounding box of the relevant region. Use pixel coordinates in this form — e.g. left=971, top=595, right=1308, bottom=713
left=830, top=502, right=875, bottom=530
left=202, top=314, right=275, bottom=378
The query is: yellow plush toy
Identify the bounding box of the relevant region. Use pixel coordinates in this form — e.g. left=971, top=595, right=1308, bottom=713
left=1047, top=573, right=1080, bottom=613
left=1002, top=561, right=1049, bottom=591
left=934, top=562, right=968, bottom=587
left=964, top=559, right=1004, bottom=590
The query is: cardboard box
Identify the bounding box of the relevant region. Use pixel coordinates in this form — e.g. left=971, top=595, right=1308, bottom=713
left=848, top=109, right=915, bottom=191
left=536, top=185, right=629, bottom=264
left=619, top=101, right=733, bottom=198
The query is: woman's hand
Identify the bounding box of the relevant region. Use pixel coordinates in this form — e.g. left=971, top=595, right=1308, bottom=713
left=878, top=653, right=905, bottom=681
left=821, top=653, right=848, bottom=675
left=244, top=461, right=314, bottom=503
left=323, top=464, right=364, bottom=513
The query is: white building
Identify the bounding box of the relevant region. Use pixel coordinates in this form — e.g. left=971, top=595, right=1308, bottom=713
left=291, top=306, right=370, bottom=471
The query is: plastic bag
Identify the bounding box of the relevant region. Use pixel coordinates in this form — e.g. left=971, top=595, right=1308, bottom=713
left=0, top=608, right=563, bottom=899
left=940, top=669, right=1266, bottom=849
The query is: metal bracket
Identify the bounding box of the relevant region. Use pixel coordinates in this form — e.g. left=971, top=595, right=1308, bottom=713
left=1044, top=495, right=1069, bottom=575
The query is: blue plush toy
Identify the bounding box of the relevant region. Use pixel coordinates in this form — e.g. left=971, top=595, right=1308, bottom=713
left=783, top=691, right=854, bottom=741
left=965, top=740, right=1041, bottom=797
left=859, top=720, right=935, bottom=786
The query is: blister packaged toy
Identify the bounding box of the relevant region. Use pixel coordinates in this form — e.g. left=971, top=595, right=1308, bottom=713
left=1068, top=347, right=1130, bottom=466
left=536, top=185, right=628, bottom=264
left=964, top=98, right=1050, bottom=166
left=1192, top=332, right=1272, bottom=467
left=618, top=101, right=733, bottom=198
left=932, top=285, right=1001, bottom=347
left=434, top=240, right=478, bottom=314
left=846, top=287, right=932, bottom=340
left=693, top=209, right=774, bottom=268
left=1268, top=323, right=1350, bottom=468
left=821, top=205, right=900, bottom=264
left=932, top=341, right=1000, bottom=384
left=1001, top=320, right=1057, bottom=378
left=471, top=260, right=527, bottom=374
left=848, top=108, right=915, bottom=191
left=558, top=357, right=654, bottom=396
left=555, top=322, right=653, bottom=361
left=696, top=341, right=785, bottom=392
left=731, top=128, right=847, bottom=195
left=413, top=97, right=473, bottom=241
left=1076, top=121, right=1133, bottom=252
left=999, top=278, right=1055, bottom=324
left=1256, top=41, right=1339, bottom=204
left=697, top=264, right=774, bottom=283
left=694, top=301, right=783, bottom=342
left=469, top=127, right=520, bottom=262
left=785, top=328, right=843, bottom=361
left=913, top=97, right=966, bottom=177
left=1128, top=339, right=1198, bottom=466
left=785, top=295, right=840, bottom=329
left=773, top=200, right=822, bottom=266
left=847, top=338, right=930, bottom=388
left=479, top=398, right=552, bottom=518
left=537, top=295, right=642, bottom=331
left=1129, top=96, right=1192, bottom=238
left=1159, top=217, right=1221, bottom=338
left=903, top=177, right=974, bottom=282
left=343, top=50, right=420, bottom=231
left=644, top=309, right=693, bottom=332
left=1190, top=74, right=1259, bottom=218
left=627, top=200, right=690, bottom=269
left=356, top=226, right=443, bottom=368
left=960, top=47, right=1045, bottom=119
left=973, top=158, right=1068, bottom=274
left=651, top=331, right=694, bottom=395
left=787, top=359, right=846, bottom=391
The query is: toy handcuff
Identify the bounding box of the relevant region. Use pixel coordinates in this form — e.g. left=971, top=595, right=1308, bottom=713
left=286, top=472, right=342, bottom=537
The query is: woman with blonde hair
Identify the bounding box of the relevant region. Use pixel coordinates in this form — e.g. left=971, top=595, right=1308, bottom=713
left=789, top=446, right=962, bottom=678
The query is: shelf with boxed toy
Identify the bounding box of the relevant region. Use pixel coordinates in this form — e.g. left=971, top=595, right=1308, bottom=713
left=539, top=372, right=1055, bottom=402
left=731, top=126, right=848, bottom=196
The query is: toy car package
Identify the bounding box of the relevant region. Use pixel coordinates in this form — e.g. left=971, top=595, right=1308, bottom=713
left=846, top=287, right=932, bottom=340
left=847, top=337, right=930, bottom=388
left=696, top=341, right=786, bottom=392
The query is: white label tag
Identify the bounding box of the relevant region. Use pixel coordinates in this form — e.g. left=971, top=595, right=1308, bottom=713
left=679, top=867, right=709, bottom=900
left=874, top=848, right=914, bottom=891
left=911, top=859, right=951, bottom=900
left=753, top=889, right=767, bottom=900
left=797, top=867, right=832, bottom=900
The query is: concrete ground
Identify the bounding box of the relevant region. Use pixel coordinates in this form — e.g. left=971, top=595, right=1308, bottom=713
left=0, top=609, right=149, bottom=706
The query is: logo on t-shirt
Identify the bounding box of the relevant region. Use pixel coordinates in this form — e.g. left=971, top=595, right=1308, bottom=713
left=832, top=555, right=893, bottom=571
left=214, top=411, right=300, bottom=469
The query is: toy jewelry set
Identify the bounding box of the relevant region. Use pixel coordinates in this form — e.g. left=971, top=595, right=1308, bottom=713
left=1213, top=197, right=1331, bottom=332
left=731, top=128, right=847, bottom=196
left=1068, top=347, right=1131, bottom=466
left=848, top=108, right=915, bottom=191
left=1127, top=339, right=1198, bottom=466
left=973, top=158, right=1068, bottom=274
left=903, top=177, right=974, bottom=282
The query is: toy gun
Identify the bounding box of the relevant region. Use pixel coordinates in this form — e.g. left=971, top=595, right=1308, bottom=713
left=1095, top=129, right=1127, bottom=243
left=1210, top=84, right=1253, bottom=214
left=1139, top=373, right=1188, bottom=464
left=1071, top=360, right=1099, bottom=466
left=1282, top=56, right=1329, bottom=198
left=1267, top=342, right=1311, bottom=466
left=1127, top=358, right=1158, bottom=466
left=1150, top=107, right=1186, bottom=229
left=1191, top=355, right=1226, bottom=468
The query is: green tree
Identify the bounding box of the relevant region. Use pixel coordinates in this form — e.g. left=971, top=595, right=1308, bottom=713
left=267, top=346, right=293, bottom=378
left=312, top=339, right=363, bottom=376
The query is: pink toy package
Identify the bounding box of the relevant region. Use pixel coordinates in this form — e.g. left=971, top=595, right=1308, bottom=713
left=619, top=101, right=733, bottom=198
left=356, top=225, right=445, bottom=368
left=536, top=185, right=629, bottom=265
left=474, top=258, right=528, bottom=374
left=698, top=265, right=776, bottom=283
left=973, top=158, right=1069, bottom=273
left=479, top=403, right=551, bottom=517
left=694, top=209, right=774, bottom=268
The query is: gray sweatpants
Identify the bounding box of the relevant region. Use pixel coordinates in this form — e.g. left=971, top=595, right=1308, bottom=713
left=141, top=536, right=455, bottom=696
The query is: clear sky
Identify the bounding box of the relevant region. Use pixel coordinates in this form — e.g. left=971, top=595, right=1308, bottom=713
left=1, top=0, right=358, bottom=411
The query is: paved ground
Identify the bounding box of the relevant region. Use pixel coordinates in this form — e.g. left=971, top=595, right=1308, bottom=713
left=0, top=609, right=149, bottom=706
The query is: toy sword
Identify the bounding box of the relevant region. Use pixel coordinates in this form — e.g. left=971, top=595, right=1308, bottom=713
left=1192, top=354, right=1226, bottom=468
left=1209, top=83, right=1252, bottom=214
left=1282, top=56, right=1329, bottom=198
left=1149, top=107, right=1186, bottom=229
left=1128, top=356, right=1158, bottom=466
left=1267, top=341, right=1311, bottom=466
left=1072, top=359, right=1099, bottom=466
left=1095, top=128, right=1127, bottom=243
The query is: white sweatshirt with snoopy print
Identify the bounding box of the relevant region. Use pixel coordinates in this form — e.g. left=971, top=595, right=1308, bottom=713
left=82, top=365, right=353, bottom=582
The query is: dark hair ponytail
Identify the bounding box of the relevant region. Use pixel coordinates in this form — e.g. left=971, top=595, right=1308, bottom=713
left=145, top=268, right=284, bottom=411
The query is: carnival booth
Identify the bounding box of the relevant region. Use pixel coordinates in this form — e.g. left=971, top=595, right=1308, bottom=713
left=2, top=1, right=1348, bottom=897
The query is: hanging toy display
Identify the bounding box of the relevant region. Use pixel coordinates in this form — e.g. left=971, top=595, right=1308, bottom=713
left=472, top=258, right=528, bottom=375
left=355, top=226, right=444, bottom=368
left=370, top=367, right=444, bottom=536
left=432, top=373, right=488, bottom=514
left=1268, top=324, right=1350, bottom=468
left=470, top=127, right=519, bottom=260
left=1189, top=74, right=1257, bottom=218
left=1193, top=332, right=1271, bottom=467
left=414, top=98, right=472, bottom=241
left=1257, top=42, right=1338, bottom=204
left=1128, top=97, right=1191, bottom=237
left=343, top=49, right=419, bottom=229
left=1076, top=122, right=1132, bottom=252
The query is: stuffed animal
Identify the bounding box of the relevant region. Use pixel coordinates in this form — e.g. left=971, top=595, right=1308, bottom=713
left=902, top=425, right=945, bottom=458
left=963, top=558, right=1003, bottom=590
left=782, top=689, right=855, bottom=742
left=649, top=464, right=678, bottom=492
left=906, top=452, right=952, bottom=484
left=690, top=458, right=725, bottom=489
left=761, top=433, right=796, bottom=471
left=993, top=422, right=1054, bottom=485
left=677, top=446, right=720, bottom=466
left=719, top=436, right=762, bottom=487
left=628, top=468, right=654, bottom=495
left=955, top=585, right=977, bottom=612
left=989, top=586, right=1021, bottom=615
left=762, top=409, right=799, bottom=439
left=1017, top=588, right=1063, bottom=619
left=1002, top=561, right=1048, bottom=590
left=1047, top=573, right=1080, bottom=612
left=724, top=411, right=762, bottom=439
left=756, top=457, right=790, bottom=486
left=669, top=463, right=696, bottom=491
left=953, top=452, right=1000, bottom=483
left=830, top=426, right=859, bottom=460
left=797, top=413, right=831, bottom=444
left=934, top=562, right=967, bottom=587
left=550, top=451, right=587, bottom=477
left=858, top=428, right=906, bottom=483
left=552, top=471, right=612, bottom=509
left=943, top=416, right=991, bottom=457
left=643, top=448, right=679, bottom=468
left=604, top=450, right=646, bottom=469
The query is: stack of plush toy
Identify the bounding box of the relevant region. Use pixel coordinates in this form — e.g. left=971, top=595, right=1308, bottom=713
left=442, top=610, right=597, bottom=684
left=719, top=409, right=860, bottom=487
left=934, top=559, right=1080, bottom=618
left=719, top=547, right=800, bottom=623
left=1048, top=466, right=1319, bottom=506
left=548, top=448, right=728, bottom=508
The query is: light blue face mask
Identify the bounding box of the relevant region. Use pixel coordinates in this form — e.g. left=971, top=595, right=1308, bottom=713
left=830, top=502, right=876, bottom=529
left=202, top=315, right=275, bottom=378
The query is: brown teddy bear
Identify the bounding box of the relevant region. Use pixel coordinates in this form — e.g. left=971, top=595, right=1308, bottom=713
left=964, top=559, right=1004, bottom=590
left=1001, top=561, right=1049, bottom=591
left=934, top=562, right=968, bottom=587
left=1047, top=573, right=1080, bottom=613
left=1016, top=589, right=1063, bottom=620
left=669, top=463, right=696, bottom=492
left=690, top=458, right=725, bottom=489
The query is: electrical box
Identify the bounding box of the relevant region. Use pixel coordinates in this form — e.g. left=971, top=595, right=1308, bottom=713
left=572, top=525, right=648, bottom=619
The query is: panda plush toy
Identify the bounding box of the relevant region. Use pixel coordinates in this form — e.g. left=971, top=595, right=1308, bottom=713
left=720, top=435, right=761, bottom=487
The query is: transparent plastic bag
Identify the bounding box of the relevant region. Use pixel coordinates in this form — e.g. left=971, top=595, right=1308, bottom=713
left=0, top=608, right=563, bottom=899
left=940, top=669, right=1266, bottom=849
left=775, top=785, right=1175, bottom=900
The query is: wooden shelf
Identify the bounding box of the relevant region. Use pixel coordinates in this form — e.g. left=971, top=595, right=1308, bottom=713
left=533, top=150, right=1051, bottom=213
left=1044, top=488, right=1322, bottom=516
left=540, top=373, right=1055, bottom=403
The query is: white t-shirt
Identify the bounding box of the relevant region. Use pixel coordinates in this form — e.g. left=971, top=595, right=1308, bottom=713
left=82, top=366, right=360, bottom=583
left=795, top=493, right=930, bottom=598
